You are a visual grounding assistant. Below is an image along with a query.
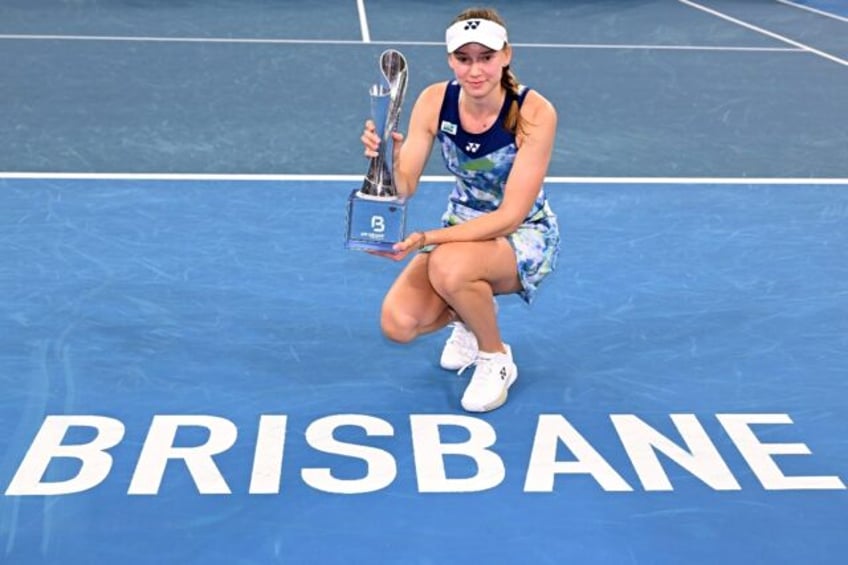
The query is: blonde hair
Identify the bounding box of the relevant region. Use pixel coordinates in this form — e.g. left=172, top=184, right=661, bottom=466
left=450, top=7, right=524, bottom=135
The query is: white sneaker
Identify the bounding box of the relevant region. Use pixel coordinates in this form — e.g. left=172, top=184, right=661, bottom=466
left=440, top=322, right=478, bottom=370
left=439, top=299, right=498, bottom=370
left=460, top=344, right=518, bottom=413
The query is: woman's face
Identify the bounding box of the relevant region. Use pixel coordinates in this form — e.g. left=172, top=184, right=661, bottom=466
left=448, top=43, right=512, bottom=98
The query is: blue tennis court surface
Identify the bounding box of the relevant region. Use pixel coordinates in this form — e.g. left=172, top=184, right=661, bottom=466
left=1, top=0, right=847, bottom=563
left=1, top=178, right=845, bottom=564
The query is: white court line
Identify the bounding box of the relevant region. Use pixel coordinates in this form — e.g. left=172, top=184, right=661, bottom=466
left=511, top=42, right=799, bottom=52
left=777, top=0, right=848, bottom=23
left=0, top=33, right=802, bottom=52
left=356, top=0, right=371, bottom=43
left=0, top=172, right=845, bottom=185
left=679, top=0, right=848, bottom=66
left=0, top=34, right=368, bottom=45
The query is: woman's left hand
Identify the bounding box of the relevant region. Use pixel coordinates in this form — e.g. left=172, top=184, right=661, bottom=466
left=367, top=232, right=427, bottom=261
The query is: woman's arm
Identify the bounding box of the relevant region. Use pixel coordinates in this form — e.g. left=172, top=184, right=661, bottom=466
left=393, top=83, right=443, bottom=198
left=362, top=83, right=444, bottom=199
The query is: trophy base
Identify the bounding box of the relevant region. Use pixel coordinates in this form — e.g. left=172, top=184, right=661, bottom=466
left=345, top=189, right=407, bottom=253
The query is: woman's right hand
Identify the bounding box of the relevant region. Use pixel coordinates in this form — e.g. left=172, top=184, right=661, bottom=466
left=361, top=120, right=404, bottom=162
left=361, top=120, right=381, bottom=158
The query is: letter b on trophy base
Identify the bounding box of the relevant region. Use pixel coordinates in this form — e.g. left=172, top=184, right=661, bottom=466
left=345, top=191, right=407, bottom=252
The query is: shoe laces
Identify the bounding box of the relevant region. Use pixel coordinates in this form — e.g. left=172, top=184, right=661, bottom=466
left=458, top=352, right=508, bottom=381
left=447, top=322, right=476, bottom=352
left=457, top=358, right=475, bottom=376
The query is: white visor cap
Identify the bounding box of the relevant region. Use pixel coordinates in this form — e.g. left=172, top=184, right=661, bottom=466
left=445, top=19, right=508, bottom=53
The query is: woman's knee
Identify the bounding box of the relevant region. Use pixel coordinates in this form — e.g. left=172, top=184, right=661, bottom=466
left=380, top=306, right=418, bottom=343
left=427, top=244, right=471, bottom=298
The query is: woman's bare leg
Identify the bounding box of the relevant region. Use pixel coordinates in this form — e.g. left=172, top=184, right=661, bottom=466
left=380, top=253, right=456, bottom=343
left=426, top=238, right=521, bottom=353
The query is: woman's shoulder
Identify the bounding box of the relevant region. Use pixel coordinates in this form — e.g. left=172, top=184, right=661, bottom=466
left=410, top=82, right=451, bottom=125
left=407, top=82, right=451, bottom=136
left=520, top=87, right=557, bottom=123
left=417, top=81, right=451, bottom=105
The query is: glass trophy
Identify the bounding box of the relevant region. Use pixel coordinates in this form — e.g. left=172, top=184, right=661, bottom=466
left=345, top=49, right=409, bottom=253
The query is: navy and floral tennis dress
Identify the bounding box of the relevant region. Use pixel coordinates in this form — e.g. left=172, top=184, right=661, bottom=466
left=434, top=80, right=560, bottom=304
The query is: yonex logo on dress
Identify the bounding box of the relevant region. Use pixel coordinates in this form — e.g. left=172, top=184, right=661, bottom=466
left=466, top=142, right=481, bottom=153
